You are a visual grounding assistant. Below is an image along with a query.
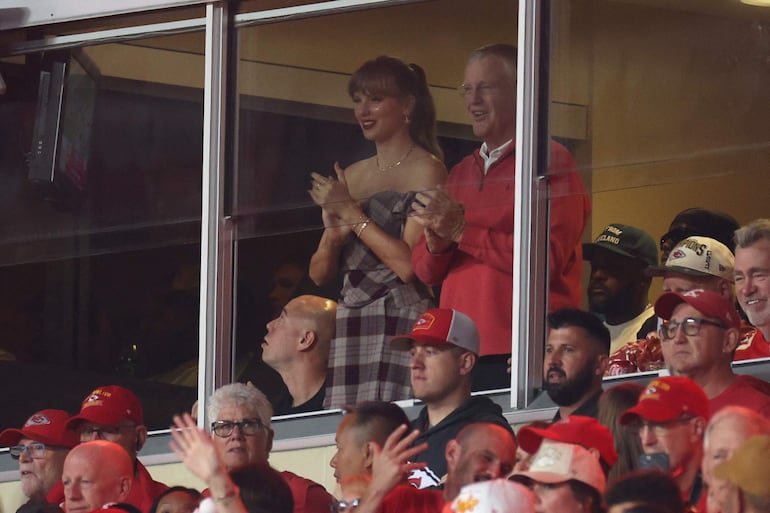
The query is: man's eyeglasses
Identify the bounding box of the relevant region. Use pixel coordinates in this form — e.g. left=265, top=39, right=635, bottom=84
left=79, top=423, right=137, bottom=441
left=210, top=419, right=264, bottom=438
left=10, top=442, right=67, bottom=460
left=457, top=82, right=499, bottom=98
left=635, top=416, right=694, bottom=437
left=658, top=317, right=727, bottom=341
left=330, top=499, right=360, bottom=512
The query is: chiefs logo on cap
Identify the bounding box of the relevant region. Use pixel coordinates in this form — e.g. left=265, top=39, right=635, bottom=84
left=413, top=312, right=436, bottom=332
left=25, top=415, right=52, bottom=427
left=669, top=249, right=686, bottom=260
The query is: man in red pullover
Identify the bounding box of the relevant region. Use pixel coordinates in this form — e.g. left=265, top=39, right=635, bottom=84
left=411, top=43, right=590, bottom=390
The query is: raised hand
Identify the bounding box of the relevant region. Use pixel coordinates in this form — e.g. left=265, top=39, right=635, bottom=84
left=169, top=413, right=222, bottom=483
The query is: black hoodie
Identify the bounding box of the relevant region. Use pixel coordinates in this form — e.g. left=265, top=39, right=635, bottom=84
left=407, top=396, right=514, bottom=489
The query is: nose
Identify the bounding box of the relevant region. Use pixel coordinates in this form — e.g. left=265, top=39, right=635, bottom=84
left=18, top=448, right=32, bottom=463
left=488, top=460, right=502, bottom=478
left=738, top=276, right=755, bottom=298
left=409, top=351, right=424, bottom=369
left=329, top=452, right=338, bottom=469
left=266, top=318, right=276, bottom=332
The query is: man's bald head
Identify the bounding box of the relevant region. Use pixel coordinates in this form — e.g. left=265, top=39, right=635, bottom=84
left=290, top=295, right=337, bottom=349
left=63, top=441, right=133, bottom=513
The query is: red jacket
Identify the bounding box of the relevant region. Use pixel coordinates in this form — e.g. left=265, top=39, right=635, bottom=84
left=412, top=141, right=590, bottom=356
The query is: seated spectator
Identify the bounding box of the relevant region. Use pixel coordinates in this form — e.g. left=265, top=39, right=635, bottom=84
left=734, top=219, right=770, bottom=359
left=620, top=376, right=709, bottom=508
left=60, top=385, right=169, bottom=513
left=330, top=401, right=409, bottom=485
left=61, top=440, right=134, bottom=513
left=713, top=435, right=770, bottom=513
left=583, top=224, right=658, bottom=353
left=658, top=208, right=739, bottom=264
left=354, top=422, right=517, bottom=513
left=170, top=413, right=263, bottom=513
left=206, top=383, right=333, bottom=513
left=701, top=406, right=770, bottom=513
left=0, top=409, right=78, bottom=513
left=517, top=416, right=617, bottom=476
left=444, top=479, right=535, bottom=513
left=261, top=295, right=337, bottom=414
left=654, top=289, right=770, bottom=417
left=541, top=308, right=610, bottom=420
left=647, top=236, right=735, bottom=298
left=511, top=440, right=605, bottom=513
left=598, top=383, right=645, bottom=481
left=389, top=308, right=513, bottom=489
left=609, top=236, right=736, bottom=374
left=604, top=470, right=684, bottom=513
left=148, top=487, right=200, bottom=513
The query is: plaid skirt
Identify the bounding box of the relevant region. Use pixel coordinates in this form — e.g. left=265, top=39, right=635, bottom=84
left=324, top=282, right=433, bottom=408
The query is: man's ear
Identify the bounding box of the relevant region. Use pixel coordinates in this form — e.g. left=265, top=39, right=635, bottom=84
left=459, top=352, right=477, bottom=376
left=692, top=417, right=706, bottom=440
left=596, top=354, right=609, bottom=376
left=364, top=441, right=376, bottom=468
left=445, top=439, right=461, bottom=472
left=135, top=425, right=148, bottom=453
left=118, top=476, right=132, bottom=501
left=723, top=327, right=740, bottom=355
left=298, top=330, right=317, bottom=351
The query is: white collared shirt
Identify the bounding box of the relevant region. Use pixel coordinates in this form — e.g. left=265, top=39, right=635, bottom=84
left=479, top=139, right=513, bottom=174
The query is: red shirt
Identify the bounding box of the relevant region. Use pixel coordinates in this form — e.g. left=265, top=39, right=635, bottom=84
left=734, top=324, right=770, bottom=361
left=378, top=486, right=444, bottom=513
left=710, top=375, right=770, bottom=419
left=411, top=141, right=589, bottom=356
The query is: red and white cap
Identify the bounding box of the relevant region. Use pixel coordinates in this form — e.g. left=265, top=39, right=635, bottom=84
left=66, top=385, right=144, bottom=428
left=620, top=376, right=710, bottom=425
left=517, top=416, right=617, bottom=467
left=511, top=440, right=606, bottom=495
left=390, top=308, right=480, bottom=354
left=646, top=236, right=734, bottom=281
left=443, top=479, right=535, bottom=513
left=654, top=288, right=740, bottom=330
left=0, top=409, right=79, bottom=447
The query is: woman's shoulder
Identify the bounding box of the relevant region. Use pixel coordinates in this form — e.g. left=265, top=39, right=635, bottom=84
left=402, top=150, right=447, bottom=188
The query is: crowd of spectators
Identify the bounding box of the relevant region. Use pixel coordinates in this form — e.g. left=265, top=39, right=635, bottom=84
left=5, top=38, right=770, bottom=513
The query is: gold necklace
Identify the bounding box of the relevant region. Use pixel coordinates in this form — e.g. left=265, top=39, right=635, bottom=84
left=376, top=144, right=414, bottom=172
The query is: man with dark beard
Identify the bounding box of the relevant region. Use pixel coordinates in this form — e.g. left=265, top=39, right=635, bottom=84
left=583, top=223, right=658, bottom=353
left=543, top=308, right=610, bottom=420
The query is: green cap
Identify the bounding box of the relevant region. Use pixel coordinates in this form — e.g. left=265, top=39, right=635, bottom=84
left=583, top=223, right=658, bottom=267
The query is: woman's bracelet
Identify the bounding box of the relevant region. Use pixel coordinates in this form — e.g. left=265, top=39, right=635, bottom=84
left=355, top=218, right=372, bottom=237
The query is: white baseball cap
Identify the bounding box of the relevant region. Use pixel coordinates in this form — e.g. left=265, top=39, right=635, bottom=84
left=511, top=440, right=606, bottom=495
left=646, top=236, right=734, bottom=281
left=443, top=479, right=535, bottom=513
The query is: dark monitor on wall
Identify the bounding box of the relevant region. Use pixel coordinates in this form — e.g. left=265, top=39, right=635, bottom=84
left=28, top=49, right=99, bottom=208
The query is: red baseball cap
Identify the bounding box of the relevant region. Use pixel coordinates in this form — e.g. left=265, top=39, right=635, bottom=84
left=517, top=416, right=618, bottom=467
left=654, top=289, right=740, bottom=330
left=390, top=308, right=480, bottom=354
left=620, top=376, right=710, bottom=425
left=66, top=385, right=144, bottom=428
left=0, top=409, right=79, bottom=448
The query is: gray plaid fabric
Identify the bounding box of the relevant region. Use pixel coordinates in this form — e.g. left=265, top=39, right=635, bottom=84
left=324, top=191, right=433, bottom=408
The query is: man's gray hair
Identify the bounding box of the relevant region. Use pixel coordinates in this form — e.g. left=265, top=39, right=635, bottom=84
left=704, top=405, right=770, bottom=450
left=467, top=43, right=518, bottom=76
left=207, top=383, right=273, bottom=429
left=734, top=218, right=770, bottom=249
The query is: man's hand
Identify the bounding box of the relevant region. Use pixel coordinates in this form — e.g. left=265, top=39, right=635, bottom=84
left=411, top=186, right=465, bottom=252
left=358, top=425, right=428, bottom=513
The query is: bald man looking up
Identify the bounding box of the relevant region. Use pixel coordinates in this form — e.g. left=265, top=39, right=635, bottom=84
left=262, top=295, right=337, bottom=414
left=61, top=440, right=134, bottom=513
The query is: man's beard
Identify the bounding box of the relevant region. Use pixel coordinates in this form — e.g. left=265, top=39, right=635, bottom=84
left=543, top=364, right=596, bottom=406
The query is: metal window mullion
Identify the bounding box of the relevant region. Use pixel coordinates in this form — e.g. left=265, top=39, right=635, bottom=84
left=513, top=0, right=548, bottom=409
left=197, top=1, right=231, bottom=428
